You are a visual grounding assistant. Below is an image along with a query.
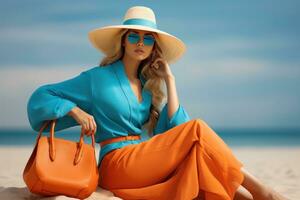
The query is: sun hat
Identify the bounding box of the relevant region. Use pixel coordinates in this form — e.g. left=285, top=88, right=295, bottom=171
left=88, top=6, right=186, bottom=64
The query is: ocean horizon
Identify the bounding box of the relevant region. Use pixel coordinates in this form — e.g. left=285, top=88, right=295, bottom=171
left=1, top=126, right=300, bottom=147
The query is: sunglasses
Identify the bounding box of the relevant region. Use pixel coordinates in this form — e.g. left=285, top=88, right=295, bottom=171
left=127, top=32, right=155, bottom=46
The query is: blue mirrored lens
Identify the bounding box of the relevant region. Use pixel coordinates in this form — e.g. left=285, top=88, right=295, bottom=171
left=127, top=33, right=155, bottom=46
left=128, top=33, right=140, bottom=44
left=144, top=35, right=155, bottom=45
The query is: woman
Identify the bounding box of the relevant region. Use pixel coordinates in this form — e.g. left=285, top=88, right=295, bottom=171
left=27, top=6, right=288, bottom=200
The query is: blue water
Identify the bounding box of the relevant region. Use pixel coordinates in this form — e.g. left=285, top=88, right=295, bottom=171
left=0, top=127, right=300, bottom=147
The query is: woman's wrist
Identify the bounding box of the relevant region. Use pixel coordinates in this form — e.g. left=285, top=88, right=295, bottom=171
left=164, top=74, right=175, bottom=85
left=165, top=74, right=175, bottom=82
left=68, top=106, right=79, bottom=117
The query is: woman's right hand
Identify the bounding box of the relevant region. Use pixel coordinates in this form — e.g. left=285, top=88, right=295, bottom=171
left=67, top=106, right=97, bottom=136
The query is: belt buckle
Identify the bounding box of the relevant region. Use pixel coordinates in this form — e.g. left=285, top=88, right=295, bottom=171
left=126, top=134, right=137, bottom=141
left=126, top=135, right=134, bottom=140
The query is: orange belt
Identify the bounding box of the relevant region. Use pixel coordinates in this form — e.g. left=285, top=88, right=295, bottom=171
left=99, top=135, right=141, bottom=148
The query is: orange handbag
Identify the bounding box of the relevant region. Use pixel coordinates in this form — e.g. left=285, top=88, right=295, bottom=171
left=23, top=119, right=99, bottom=199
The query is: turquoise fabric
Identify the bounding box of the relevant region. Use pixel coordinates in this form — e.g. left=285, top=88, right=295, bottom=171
left=123, top=18, right=157, bottom=29
left=27, top=59, right=190, bottom=165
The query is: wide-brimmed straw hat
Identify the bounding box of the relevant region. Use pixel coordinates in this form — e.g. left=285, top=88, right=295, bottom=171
left=88, top=6, right=186, bottom=64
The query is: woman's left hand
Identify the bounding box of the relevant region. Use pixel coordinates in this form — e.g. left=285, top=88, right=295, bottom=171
left=151, top=51, right=174, bottom=80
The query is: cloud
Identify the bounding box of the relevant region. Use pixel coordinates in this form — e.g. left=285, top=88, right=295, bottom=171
left=185, top=93, right=300, bottom=128
left=186, top=58, right=264, bottom=76
left=185, top=35, right=299, bottom=58
left=171, top=36, right=300, bottom=85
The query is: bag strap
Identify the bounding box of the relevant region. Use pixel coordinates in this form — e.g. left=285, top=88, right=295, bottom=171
left=36, top=119, right=96, bottom=165
left=35, top=120, right=51, bottom=145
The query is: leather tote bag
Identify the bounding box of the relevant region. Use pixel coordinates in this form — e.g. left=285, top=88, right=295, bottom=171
left=23, top=119, right=99, bottom=199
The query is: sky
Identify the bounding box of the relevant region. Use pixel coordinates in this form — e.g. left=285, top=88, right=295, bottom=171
left=0, top=0, right=299, bottom=129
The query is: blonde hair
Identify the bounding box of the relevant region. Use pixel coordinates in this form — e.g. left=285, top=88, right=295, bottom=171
left=99, top=28, right=166, bottom=137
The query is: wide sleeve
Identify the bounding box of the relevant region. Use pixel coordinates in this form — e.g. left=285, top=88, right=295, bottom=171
left=27, top=71, right=92, bottom=132
left=153, top=103, right=190, bottom=135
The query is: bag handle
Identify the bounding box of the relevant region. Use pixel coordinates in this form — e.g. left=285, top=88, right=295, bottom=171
left=36, top=119, right=96, bottom=165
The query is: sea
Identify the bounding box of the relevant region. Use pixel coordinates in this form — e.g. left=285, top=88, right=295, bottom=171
left=1, top=126, right=300, bottom=147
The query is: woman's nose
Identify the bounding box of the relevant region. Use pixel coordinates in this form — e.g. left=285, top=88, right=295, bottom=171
left=137, top=40, right=144, bottom=47
left=137, top=36, right=144, bottom=46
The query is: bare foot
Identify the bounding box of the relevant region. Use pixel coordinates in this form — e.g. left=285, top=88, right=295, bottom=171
left=268, top=187, right=289, bottom=200
left=253, top=186, right=289, bottom=200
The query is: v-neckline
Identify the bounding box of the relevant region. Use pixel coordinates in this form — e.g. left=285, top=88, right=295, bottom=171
left=117, top=60, right=145, bottom=105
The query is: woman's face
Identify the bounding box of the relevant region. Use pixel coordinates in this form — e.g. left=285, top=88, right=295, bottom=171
left=123, top=29, right=155, bottom=61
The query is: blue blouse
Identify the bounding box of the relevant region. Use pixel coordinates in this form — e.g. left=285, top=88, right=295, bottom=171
left=27, top=59, right=190, bottom=165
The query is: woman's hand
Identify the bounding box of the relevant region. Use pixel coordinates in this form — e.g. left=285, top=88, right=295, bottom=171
left=67, top=107, right=97, bottom=136
left=150, top=50, right=174, bottom=80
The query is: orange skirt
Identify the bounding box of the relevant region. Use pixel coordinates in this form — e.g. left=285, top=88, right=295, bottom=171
left=98, top=119, right=244, bottom=200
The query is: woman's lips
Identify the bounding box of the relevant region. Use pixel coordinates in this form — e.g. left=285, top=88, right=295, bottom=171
left=135, top=49, right=144, bottom=54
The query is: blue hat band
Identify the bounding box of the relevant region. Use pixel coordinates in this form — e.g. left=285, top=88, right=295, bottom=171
left=123, top=18, right=157, bottom=29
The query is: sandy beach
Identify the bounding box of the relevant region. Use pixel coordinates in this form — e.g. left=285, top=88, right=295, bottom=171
left=0, top=146, right=299, bottom=200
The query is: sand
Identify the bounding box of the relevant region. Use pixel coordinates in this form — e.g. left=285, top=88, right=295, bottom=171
left=0, top=146, right=299, bottom=200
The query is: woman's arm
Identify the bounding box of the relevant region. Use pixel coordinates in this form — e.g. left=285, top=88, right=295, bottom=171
left=27, top=70, right=92, bottom=132
left=164, top=75, right=179, bottom=120
left=151, top=55, right=180, bottom=120
left=151, top=60, right=190, bottom=136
